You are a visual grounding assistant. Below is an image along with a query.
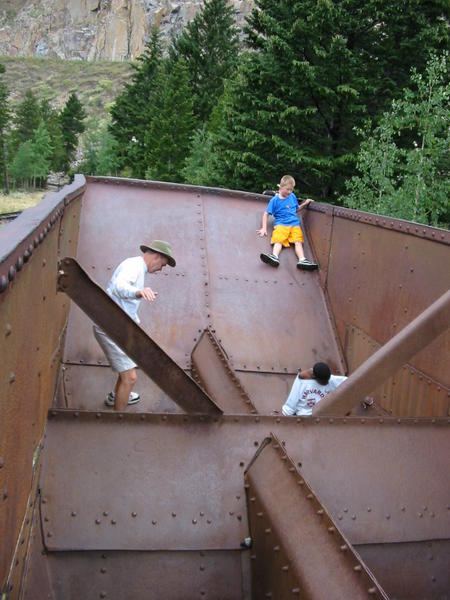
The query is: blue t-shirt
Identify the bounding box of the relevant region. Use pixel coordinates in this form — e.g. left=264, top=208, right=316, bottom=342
left=266, top=192, right=301, bottom=227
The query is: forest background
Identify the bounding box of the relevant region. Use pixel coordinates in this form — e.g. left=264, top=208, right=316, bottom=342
left=0, top=0, right=448, bottom=227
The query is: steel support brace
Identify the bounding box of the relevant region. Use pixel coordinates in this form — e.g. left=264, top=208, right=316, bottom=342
left=245, top=434, right=388, bottom=599
left=314, top=289, right=450, bottom=416
left=191, top=328, right=257, bottom=414
left=57, top=257, right=221, bottom=415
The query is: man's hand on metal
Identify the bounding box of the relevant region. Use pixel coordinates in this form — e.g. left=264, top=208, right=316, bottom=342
left=136, top=287, right=158, bottom=301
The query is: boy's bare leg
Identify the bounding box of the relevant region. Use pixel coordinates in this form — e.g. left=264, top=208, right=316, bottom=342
left=272, top=242, right=282, bottom=258
left=294, top=241, right=305, bottom=261
left=114, top=368, right=137, bottom=410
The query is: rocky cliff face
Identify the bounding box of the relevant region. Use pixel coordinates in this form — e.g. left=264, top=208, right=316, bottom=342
left=0, top=0, right=254, bottom=61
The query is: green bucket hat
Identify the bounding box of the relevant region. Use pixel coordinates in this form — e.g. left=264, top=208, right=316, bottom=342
left=140, top=240, right=176, bottom=267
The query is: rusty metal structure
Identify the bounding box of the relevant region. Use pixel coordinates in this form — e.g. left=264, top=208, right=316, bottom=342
left=0, top=175, right=449, bottom=599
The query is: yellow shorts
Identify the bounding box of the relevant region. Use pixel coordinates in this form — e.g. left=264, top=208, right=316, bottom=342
left=271, top=225, right=304, bottom=247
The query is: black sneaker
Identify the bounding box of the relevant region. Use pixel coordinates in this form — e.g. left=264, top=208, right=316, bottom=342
left=260, top=253, right=280, bottom=267
left=297, top=258, right=318, bottom=271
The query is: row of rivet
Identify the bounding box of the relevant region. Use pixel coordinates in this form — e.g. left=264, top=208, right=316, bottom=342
left=248, top=483, right=301, bottom=597
left=336, top=504, right=443, bottom=521
left=196, top=201, right=214, bottom=327
left=47, top=409, right=449, bottom=426
left=205, top=328, right=257, bottom=413
left=334, top=209, right=448, bottom=243
left=0, top=207, right=64, bottom=293
left=271, top=437, right=383, bottom=596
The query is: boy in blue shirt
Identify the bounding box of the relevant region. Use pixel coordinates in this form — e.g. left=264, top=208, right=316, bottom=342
left=257, top=174, right=318, bottom=270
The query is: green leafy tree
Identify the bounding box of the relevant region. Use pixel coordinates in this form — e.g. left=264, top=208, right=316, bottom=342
left=110, top=28, right=163, bottom=173
left=211, top=0, right=449, bottom=199
left=170, top=0, right=241, bottom=122
left=60, top=92, right=86, bottom=170
left=0, top=63, right=10, bottom=193
left=80, top=118, right=120, bottom=176
left=9, top=140, right=36, bottom=189
left=342, top=52, right=450, bottom=227
left=144, top=58, right=195, bottom=182
left=9, top=121, right=53, bottom=190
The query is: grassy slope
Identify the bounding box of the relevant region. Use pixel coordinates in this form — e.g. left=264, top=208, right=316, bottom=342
left=0, top=55, right=134, bottom=118
left=0, top=190, right=45, bottom=213
left=0, top=56, right=135, bottom=211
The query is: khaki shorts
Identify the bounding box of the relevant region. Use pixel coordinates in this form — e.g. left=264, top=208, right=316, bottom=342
left=93, top=325, right=137, bottom=373
left=271, top=225, right=304, bottom=247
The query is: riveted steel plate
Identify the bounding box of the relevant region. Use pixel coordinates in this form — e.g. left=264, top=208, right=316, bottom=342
left=41, top=413, right=449, bottom=551
left=62, top=180, right=346, bottom=379
left=57, top=364, right=182, bottom=413
left=246, top=435, right=387, bottom=599
left=63, top=182, right=227, bottom=367
left=324, top=213, right=450, bottom=385
left=23, top=548, right=244, bottom=600
left=346, top=325, right=450, bottom=417
left=201, top=193, right=345, bottom=374
left=0, top=182, right=83, bottom=591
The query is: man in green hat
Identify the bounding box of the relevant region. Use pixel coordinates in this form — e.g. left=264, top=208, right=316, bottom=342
left=93, top=240, right=176, bottom=410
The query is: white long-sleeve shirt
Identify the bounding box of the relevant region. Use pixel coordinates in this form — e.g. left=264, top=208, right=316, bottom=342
left=106, top=256, right=147, bottom=324
left=282, top=374, right=347, bottom=416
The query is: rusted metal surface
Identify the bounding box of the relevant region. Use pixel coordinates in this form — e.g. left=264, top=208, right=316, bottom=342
left=0, top=177, right=84, bottom=592
left=20, top=498, right=53, bottom=600
left=245, top=434, right=388, bottom=599
left=57, top=364, right=182, bottom=412
left=3, top=447, right=42, bottom=600
left=42, top=412, right=449, bottom=548
left=23, top=548, right=245, bottom=600
left=356, top=540, right=450, bottom=599
left=1, top=176, right=450, bottom=598
left=191, top=328, right=257, bottom=413
left=346, top=325, right=450, bottom=416
left=57, top=257, right=221, bottom=415
left=314, top=289, right=450, bottom=416
left=319, top=208, right=450, bottom=388
left=63, top=178, right=346, bottom=379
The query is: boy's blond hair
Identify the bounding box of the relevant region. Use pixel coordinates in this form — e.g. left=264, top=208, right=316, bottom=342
left=279, top=175, right=295, bottom=188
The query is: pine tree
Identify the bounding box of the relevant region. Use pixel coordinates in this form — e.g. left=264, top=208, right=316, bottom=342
left=110, top=28, right=163, bottom=174
left=170, top=0, right=241, bottom=122
left=10, top=89, right=41, bottom=154
left=212, top=0, right=449, bottom=199
left=144, top=58, right=195, bottom=183
left=40, top=98, right=65, bottom=172
left=32, top=121, right=53, bottom=186
left=60, top=92, right=86, bottom=170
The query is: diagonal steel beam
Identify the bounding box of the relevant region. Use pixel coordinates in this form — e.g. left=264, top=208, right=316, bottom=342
left=57, top=257, right=221, bottom=415
left=245, top=433, right=388, bottom=599
left=314, top=289, right=450, bottom=416
left=191, top=328, right=257, bottom=414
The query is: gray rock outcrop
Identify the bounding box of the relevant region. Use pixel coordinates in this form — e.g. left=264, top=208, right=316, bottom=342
left=0, top=0, right=254, bottom=61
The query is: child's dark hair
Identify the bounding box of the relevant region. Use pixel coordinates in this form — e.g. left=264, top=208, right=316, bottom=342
left=313, top=362, right=331, bottom=385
